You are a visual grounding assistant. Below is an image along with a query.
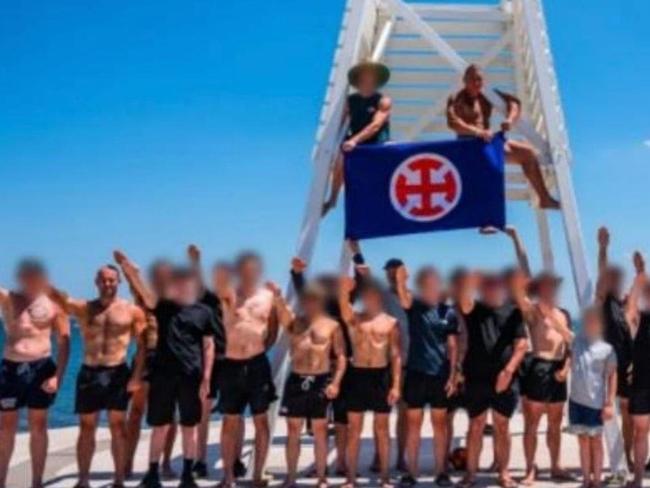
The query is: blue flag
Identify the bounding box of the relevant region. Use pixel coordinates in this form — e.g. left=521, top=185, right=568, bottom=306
left=344, top=134, right=506, bottom=240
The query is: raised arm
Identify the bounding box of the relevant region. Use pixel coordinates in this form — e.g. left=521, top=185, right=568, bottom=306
left=290, top=257, right=307, bottom=298
left=503, top=226, right=531, bottom=277
left=114, top=250, right=157, bottom=310
left=338, top=275, right=356, bottom=325
left=187, top=244, right=205, bottom=292
left=343, top=96, right=391, bottom=151
left=265, top=281, right=295, bottom=330
left=394, top=264, right=413, bottom=309
left=625, top=251, right=646, bottom=336
left=510, top=270, right=535, bottom=323
left=595, top=226, right=610, bottom=304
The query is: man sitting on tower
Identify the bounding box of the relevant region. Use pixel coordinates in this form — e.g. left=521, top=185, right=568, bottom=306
left=447, top=64, right=560, bottom=210
left=322, top=60, right=392, bottom=216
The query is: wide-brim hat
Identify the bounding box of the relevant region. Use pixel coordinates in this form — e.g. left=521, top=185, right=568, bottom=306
left=348, top=61, right=390, bottom=88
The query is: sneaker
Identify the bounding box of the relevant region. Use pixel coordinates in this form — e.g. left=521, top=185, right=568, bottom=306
left=234, top=458, right=247, bottom=478
left=399, top=474, right=418, bottom=487
left=435, top=473, right=453, bottom=487
left=139, top=472, right=162, bottom=488
left=192, top=461, right=208, bottom=479
left=178, top=475, right=199, bottom=488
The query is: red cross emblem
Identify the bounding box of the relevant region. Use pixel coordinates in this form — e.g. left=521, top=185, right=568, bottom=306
left=389, top=153, right=462, bottom=222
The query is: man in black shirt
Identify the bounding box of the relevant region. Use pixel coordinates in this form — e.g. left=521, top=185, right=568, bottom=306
left=115, top=251, right=216, bottom=488
left=322, top=60, right=392, bottom=216
left=595, top=226, right=634, bottom=468
left=457, top=272, right=528, bottom=488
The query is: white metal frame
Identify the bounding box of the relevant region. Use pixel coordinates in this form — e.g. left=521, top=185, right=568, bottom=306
left=258, top=0, right=595, bottom=473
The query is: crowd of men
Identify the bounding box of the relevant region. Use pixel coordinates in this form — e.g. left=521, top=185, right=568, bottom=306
left=0, top=62, right=648, bottom=488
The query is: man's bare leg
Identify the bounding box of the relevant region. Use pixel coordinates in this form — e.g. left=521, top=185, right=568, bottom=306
left=252, top=413, right=270, bottom=485
left=396, top=402, right=407, bottom=471
left=220, top=415, right=239, bottom=486
left=522, top=400, right=544, bottom=485
left=374, top=413, right=391, bottom=485
left=346, top=412, right=364, bottom=487
left=405, top=409, right=424, bottom=479
left=162, top=422, right=177, bottom=478
left=431, top=408, right=448, bottom=478
left=312, top=419, right=329, bottom=487
left=77, top=413, right=98, bottom=487
left=547, top=403, right=570, bottom=478
left=506, top=140, right=560, bottom=209
left=620, top=399, right=634, bottom=469
left=125, top=386, right=147, bottom=477
left=108, top=410, right=128, bottom=485
left=322, top=153, right=344, bottom=216
left=335, top=422, right=348, bottom=475
left=464, top=413, right=487, bottom=484
left=493, top=412, right=514, bottom=486
left=28, top=409, right=48, bottom=488
left=631, top=415, right=650, bottom=488
left=0, top=411, right=19, bottom=488
left=285, top=418, right=303, bottom=486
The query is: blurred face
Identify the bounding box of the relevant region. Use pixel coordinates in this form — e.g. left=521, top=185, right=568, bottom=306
left=583, top=309, right=603, bottom=340
left=151, top=262, right=173, bottom=296
left=237, top=257, right=262, bottom=289
left=385, top=268, right=398, bottom=287
left=480, top=277, right=505, bottom=307
left=211, top=264, right=232, bottom=292
left=301, top=294, right=324, bottom=319
left=361, top=287, right=383, bottom=314
left=536, top=278, right=560, bottom=304
left=95, top=267, right=120, bottom=300
left=18, top=269, right=47, bottom=297
left=171, top=275, right=199, bottom=305
left=417, top=271, right=442, bottom=304
left=464, top=68, right=484, bottom=95
left=357, top=69, right=379, bottom=94
left=605, top=267, right=624, bottom=297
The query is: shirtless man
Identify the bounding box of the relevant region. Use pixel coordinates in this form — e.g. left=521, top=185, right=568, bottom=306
left=215, top=252, right=279, bottom=488
left=394, top=264, right=458, bottom=487
left=339, top=276, right=401, bottom=488
left=595, top=227, right=634, bottom=468
left=512, top=270, right=574, bottom=485
left=322, top=61, right=392, bottom=216
left=273, top=273, right=346, bottom=488
left=622, top=251, right=650, bottom=488
left=49, top=264, right=146, bottom=488
left=125, top=260, right=177, bottom=479
left=0, top=260, right=70, bottom=488
left=115, top=252, right=216, bottom=488
left=446, top=64, right=559, bottom=209
left=457, top=272, right=528, bottom=488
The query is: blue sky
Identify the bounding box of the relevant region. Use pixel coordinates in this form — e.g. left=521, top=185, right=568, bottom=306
left=0, top=1, right=648, bottom=312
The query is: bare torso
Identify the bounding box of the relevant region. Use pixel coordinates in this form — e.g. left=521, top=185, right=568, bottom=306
left=450, top=89, right=492, bottom=131
left=349, top=312, right=396, bottom=368
left=223, top=288, right=273, bottom=360
left=289, top=315, right=339, bottom=375
left=79, top=298, right=138, bottom=366
left=1, top=293, right=59, bottom=362
left=527, top=304, right=569, bottom=361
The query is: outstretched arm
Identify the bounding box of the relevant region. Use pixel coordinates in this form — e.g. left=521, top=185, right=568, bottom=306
left=290, top=257, right=307, bottom=298
left=342, top=96, right=391, bottom=151
left=394, top=264, right=413, bottom=309
left=510, top=270, right=535, bottom=324
left=504, top=226, right=531, bottom=277
left=625, top=251, right=646, bottom=336
left=114, top=250, right=157, bottom=310
left=47, top=286, right=88, bottom=321
left=595, top=227, right=610, bottom=304
left=187, top=244, right=205, bottom=292
left=266, top=281, right=295, bottom=330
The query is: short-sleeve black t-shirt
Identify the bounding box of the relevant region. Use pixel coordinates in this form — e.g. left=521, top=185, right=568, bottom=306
left=406, top=300, right=458, bottom=377
left=153, top=299, right=217, bottom=378
left=462, top=301, right=527, bottom=384
left=199, top=290, right=226, bottom=358
left=603, top=293, right=633, bottom=371
left=632, top=312, right=650, bottom=389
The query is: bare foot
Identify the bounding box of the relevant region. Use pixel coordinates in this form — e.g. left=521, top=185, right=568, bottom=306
left=521, top=466, right=537, bottom=486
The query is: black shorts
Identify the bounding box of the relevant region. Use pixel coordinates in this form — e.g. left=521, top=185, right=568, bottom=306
left=75, top=363, right=131, bottom=414
left=216, top=353, right=277, bottom=416
left=280, top=372, right=330, bottom=419
left=346, top=366, right=392, bottom=414
left=0, top=357, right=57, bottom=411
left=629, top=387, right=650, bottom=415
left=522, top=358, right=567, bottom=404
left=332, top=370, right=350, bottom=424
left=147, top=372, right=202, bottom=427
left=209, top=358, right=223, bottom=400
left=403, top=369, right=449, bottom=410
left=464, top=381, right=519, bottom=419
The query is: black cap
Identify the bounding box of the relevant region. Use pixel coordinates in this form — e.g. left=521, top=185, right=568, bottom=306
left=383, top=258, right=404, bottom=270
